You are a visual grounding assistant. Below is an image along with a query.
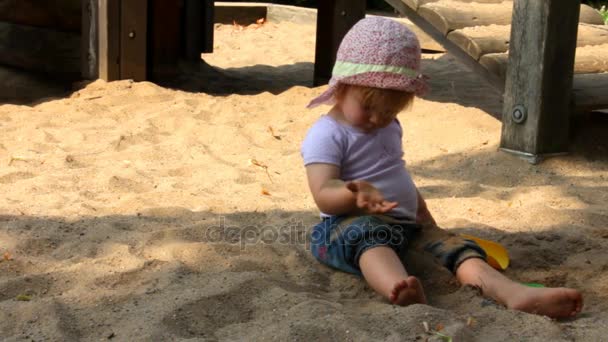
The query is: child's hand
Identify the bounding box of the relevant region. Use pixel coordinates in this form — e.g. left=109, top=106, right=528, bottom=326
left=346, top=180, right=398, bottom=214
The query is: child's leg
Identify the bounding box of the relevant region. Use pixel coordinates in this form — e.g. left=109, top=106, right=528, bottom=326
left=456, top=258, right=583, bottom=318
left=359, top=246, right=426, bottom=306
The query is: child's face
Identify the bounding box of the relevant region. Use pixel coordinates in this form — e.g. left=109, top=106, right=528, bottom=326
left=339, top=88, right=397, bottom=133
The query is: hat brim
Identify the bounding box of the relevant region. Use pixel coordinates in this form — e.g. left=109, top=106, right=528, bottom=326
left=306, top=72, right=429, bottom=109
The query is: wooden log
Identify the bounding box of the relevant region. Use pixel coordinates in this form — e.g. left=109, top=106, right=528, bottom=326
left=385, top=0, right=504, bottom=91
left=450, top=24, right=608, bottom=61
left=0, top=0, right=81, bottom=32
left=447, top=24, right=510, bottom=60
left=313, top=0, right=366, bottom=86
left=500, top=0, right=581, bottom=159
left=573, top=73, right=608, bottom=112
left=0, top=21, right=80, bottom=77
left=418, top=2, right=514, bottom=35
left=418, top=1, right=603, bottom=36
left=403, top=0, right=507, bottom=11
left=82, top=0, right=98, bottom=79
left=481, top=44, right=608, bottom=82
left=479, top=53, right=508, bottom=81
left=120, top=0, right=148, bottom=81
left=98, top=0, right=120, bottom=81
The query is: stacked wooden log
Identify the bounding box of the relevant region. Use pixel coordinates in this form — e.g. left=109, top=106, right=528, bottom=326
left=386, top=0, right=608, bottom=112
left=0, top=0, right=81, bottom=79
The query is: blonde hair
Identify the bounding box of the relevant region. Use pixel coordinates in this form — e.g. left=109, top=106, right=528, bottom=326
left=334, top=84, right=415, bottom=117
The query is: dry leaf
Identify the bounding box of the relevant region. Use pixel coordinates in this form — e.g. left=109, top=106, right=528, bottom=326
left=436, top=323, right=444, bottom=331
left=261, top=189, right=271, bottom=196
left=3, top=252, right=11, bottom=261
left=16, top=294, right=31, bottom=301
left=466, top=317, right=475, bottom=327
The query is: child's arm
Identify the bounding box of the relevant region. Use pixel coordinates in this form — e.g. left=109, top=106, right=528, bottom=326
left=306, top=163, right=397, bottom=216
left=415, top=188, right=437, bottom=226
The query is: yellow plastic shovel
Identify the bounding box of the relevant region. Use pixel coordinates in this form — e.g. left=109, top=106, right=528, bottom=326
left=461, top=234, right=510, bottom=271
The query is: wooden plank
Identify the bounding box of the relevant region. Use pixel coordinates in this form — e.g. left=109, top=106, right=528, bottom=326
left=120, top=0, right=147, bottom=81
left=500, top=0, right=580, bottom=159
left=403, top=0, right=507, bottom=11
left=149, top=0, right=180, bottom=79
left=418, top=1, right=603, bottom=36
left=98, top=0, right=120, bottom=81
left=81, top=0, right=98, bottom=79
left=385, top=0, right=505, bottom=91
left=450, top=23, right=608, bottom=61
left=0, top=0, right=81, bottom=32
left=0, top=21, right=80, bottom=77
left=313, top=0, right=366, bottom=86
left=573, top=73, right=608, bottom=112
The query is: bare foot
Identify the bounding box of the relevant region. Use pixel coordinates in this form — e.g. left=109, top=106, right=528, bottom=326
left=506, top=286, right=583, bottom=319
left=389, top=276, right=427, bottom=306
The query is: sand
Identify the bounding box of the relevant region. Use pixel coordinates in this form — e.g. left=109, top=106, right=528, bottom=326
left=1, top=17, right=608, bottom=341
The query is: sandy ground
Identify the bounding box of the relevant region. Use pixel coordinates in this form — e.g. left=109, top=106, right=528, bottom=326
left=1, top=17, right=608, bottom=341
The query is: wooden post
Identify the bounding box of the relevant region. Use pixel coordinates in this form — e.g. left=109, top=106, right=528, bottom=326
left=313, top=0, right=365, bottom=86
left=82, top=0, right=99, bottom=79
left=98, top=0, right=120, bottom=81
left=202, top=0, right=214, bottom=53
left=120, top=0, right=147, bottom=81
left=183, top=0, right=215, bottom=61
left=500, top=0, right=581, bottom=162
left=149, top=0, right=180, bottom=79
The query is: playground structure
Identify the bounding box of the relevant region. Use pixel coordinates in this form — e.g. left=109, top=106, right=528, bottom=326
left=1, top=0, right=607, bottom=162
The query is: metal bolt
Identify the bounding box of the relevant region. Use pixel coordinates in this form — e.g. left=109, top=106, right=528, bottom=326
left=512, top=105, right=527, bottom=124
left=129, top=31, right=136, bottom=39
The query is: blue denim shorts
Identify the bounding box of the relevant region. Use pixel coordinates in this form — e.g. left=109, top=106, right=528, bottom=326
left=310, top=215, right=421, bottom=275
left=310, top=215, right=486, bottom=276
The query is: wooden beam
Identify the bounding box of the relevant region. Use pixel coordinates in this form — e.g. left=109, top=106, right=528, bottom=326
left=313, top=0, right=366, bottom=86
left=0, top=21, right=80, bottom=77
left=0, top=0, right=81, bottom=32
left=98, top=0, right=120, bottom=81
left=500, top=0, right=581, bottom=161
left=82, top=0, right=99, bottom=79
left=120, top=0, right=147, bottom=81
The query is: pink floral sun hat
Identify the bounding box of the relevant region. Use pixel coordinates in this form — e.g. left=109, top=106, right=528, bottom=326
left=307, top=16, right=429, bottom=108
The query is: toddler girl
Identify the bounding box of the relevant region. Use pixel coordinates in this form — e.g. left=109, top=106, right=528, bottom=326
left=301, top=17, right=582, bottom=318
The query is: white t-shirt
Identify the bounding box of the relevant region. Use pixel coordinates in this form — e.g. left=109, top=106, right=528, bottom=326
left=301, top=115, right=418, bottom=220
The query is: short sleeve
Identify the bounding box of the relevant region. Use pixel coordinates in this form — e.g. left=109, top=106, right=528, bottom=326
left=301, top=117, right=345, bottom=167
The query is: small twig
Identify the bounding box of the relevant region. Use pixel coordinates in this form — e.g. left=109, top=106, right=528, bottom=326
left=8, top=156, right=35, bottom=166
left=248, top=158, right=273, bottom=183
left=115, top=135, right=126, bottom=150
